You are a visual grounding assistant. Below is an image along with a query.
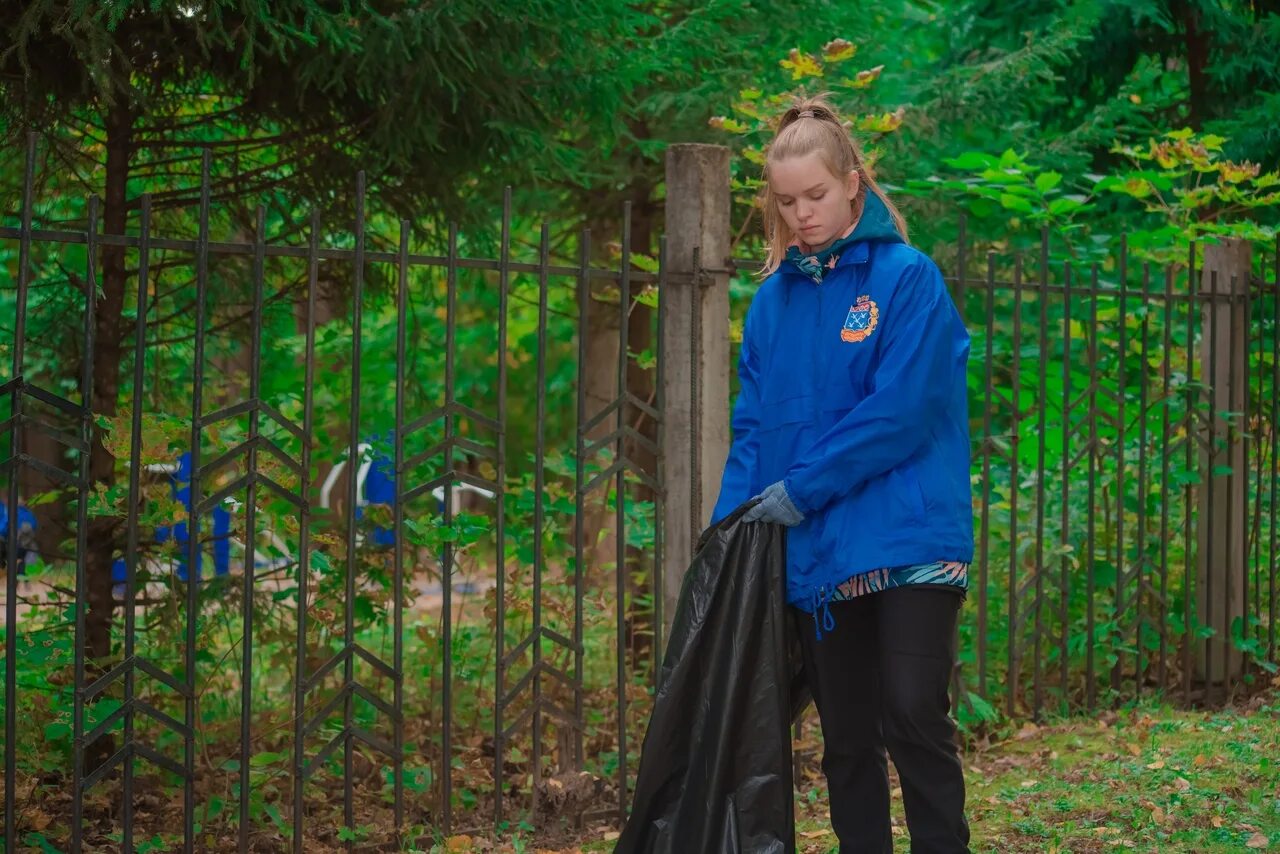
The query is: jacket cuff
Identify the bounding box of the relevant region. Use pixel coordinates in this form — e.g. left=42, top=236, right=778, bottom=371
left=781, top=477, right=811, bottom=517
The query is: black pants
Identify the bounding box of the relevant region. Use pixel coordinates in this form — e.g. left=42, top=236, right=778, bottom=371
left=796, top=586, right=970, bottom=854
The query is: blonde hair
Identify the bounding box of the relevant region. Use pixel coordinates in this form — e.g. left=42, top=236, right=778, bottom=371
left=759, top=95, right=908, bottom=275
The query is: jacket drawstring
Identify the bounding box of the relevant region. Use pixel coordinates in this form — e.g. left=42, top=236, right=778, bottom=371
left=812, top=586, right=837, bottom=641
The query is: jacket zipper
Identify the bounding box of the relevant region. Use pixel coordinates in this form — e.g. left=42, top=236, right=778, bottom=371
left=813, top=281, right=823, bottom=424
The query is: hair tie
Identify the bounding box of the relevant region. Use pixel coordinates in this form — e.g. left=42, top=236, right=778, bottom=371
left=798, top=109, right=816, bottom=119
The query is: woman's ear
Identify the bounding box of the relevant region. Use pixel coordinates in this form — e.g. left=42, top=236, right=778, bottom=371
left=846, top=170, right=861, bottom=201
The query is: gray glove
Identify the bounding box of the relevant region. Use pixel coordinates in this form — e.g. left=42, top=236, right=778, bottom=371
left=741, top=481, right=804, bottom=527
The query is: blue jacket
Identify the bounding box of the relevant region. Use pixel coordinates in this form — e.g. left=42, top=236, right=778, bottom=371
left=711, top=193, right=974, bottom=611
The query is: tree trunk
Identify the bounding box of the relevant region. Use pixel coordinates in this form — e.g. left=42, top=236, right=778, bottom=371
left=623, top=197, right=657, bottom=668
left=1179, top=0, right=1210, bottom=129
left=83, top=104, right=133, bottom=770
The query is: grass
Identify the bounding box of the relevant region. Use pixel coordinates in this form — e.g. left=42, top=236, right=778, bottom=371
left=440, top=684, right=1280, bottom=853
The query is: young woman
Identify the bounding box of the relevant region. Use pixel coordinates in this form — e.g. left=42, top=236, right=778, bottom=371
left=712, top=96, right=974, bottom=853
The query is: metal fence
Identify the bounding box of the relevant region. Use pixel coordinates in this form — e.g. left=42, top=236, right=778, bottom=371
left=2, top=131, right=1279, bottom=851
left=2, top=136, right=672, bottom=851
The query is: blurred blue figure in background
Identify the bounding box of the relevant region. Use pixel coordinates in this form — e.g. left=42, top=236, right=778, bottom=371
left=0, top=499, right=38, bottom=575
left=319, top=439, right=398, bottom=548
left=319, top=437, right=494, bottom=550
left=112, top=451, right=231, bottom=584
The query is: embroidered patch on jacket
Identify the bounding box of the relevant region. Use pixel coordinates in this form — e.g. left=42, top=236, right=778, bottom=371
left=840, top=295, right=879, bottom=343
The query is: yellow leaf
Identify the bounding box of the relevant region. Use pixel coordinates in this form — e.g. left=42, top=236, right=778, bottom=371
left=1246, top=832, right=1269, bottom=849
left=780, top=49, right=824, bottom=80
left=1129, top=93, right=1142, bottom=104
left=1145, top=760, right=1164, bottom=770
left=822, top=38, right=856, bottom=62
left=445, top=836, right=474, bottom=852
left=1150, top=806, right=1166, bottom=824
left=800, top=829, right=832, bottom=838
left=1220, top=160, right=1262, bottom=184
left=602, top=832, right=621, bottom=841
left=1126, top=742, right=1142, bottom=756
left=1211, top=815, right=1225, bottom=828
left=856, top=107, right=905, bottom=134
left=850, top=65, right=885, bottom=88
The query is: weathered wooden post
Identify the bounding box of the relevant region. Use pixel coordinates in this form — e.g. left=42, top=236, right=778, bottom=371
left=1196, top=238, right=1251, bottom=685
left=660, top=144, right=732, bottom=647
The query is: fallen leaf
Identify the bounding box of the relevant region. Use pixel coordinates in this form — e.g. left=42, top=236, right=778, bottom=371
left=1246, top=832, right=1269, bottom=849
left=1194, top=754, right=1208, bottom=767
left=1212, top=816, right=1225, bottom=828
left=1016, top=722, right=1040, bottom=739
left=602, top=831, right=621, bottom=842
left=445, top=836, right=474, bottom=852
left=1174, top=776, right=1191, bottom=792
left=1150, top=806, right=1166, bottom=824
left=800, top=829, right=831, bottom=839
left=1145, top=760, right=1165, bottom=770
left=1126, top=743, right=1142, bottom=756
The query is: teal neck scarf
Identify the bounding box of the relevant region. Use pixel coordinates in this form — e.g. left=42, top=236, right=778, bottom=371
left=783, top=225, right=860, bottom=284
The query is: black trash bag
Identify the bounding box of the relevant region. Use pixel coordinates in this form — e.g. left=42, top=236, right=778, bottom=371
left=615, top=503, right=811, bottom=854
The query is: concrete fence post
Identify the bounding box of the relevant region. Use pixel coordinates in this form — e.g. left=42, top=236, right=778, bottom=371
left=660, top=144, right=732, bottom=647
left=1196, top=238, right=1251, bottom=685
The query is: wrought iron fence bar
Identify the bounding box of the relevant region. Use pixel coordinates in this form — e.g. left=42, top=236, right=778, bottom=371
left=573, top=225, right=590, bottom=777
left=654, top=235, right=668, bottom=668
left=1087, top=262, right=1100, bottom=711
left=495, top=187, right=513, bottom=825
left=1206, top=266, right=1219, bottom=700
left=121, top=192, right=152, bottom=854
left=1158, top=265, right=1174, bottom=688
left=532, top=220, right=550, bottom=818
left=393, top=216, right=410, bottom=842
left=1250, top=264, right=1261, bottom=671
left=1007, top=254, right=1023, bottom=717
left=292, top=207, right=320, bottom=854
left=236, top=204, right=267, bottom=851
left=1114, top=236, right=1129, bottom=699
left=70, top=192, right=98, bottom=853
left=1272, top=235, right=1280, bottom=665
left=1060, top=261, right=1073, bottom=704
left=183, top=149, right=213, bottom=854
left=3, top=132, right=37, bottom=854
left=0, top=225, right=669, bottom=284
left=1136, top=262, right=1152, bottom=699
left=1229, top=269, right=1241, bottom=687
left=441, top=218, right=459, bottom=834
left=1183, top=242, right=1197, bottom=706
left=977, top=252, right=995, bottom=700
left=343, top=171, right=367, bottom=845
left=616, top=201, right=632, bottom=823
left=1034, top=228, right=1048, bottom=718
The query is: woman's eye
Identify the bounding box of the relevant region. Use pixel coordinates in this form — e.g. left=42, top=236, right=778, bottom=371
left=779, top=199, right=795, bottom=207
left=810, top=193, right=826, bottom=201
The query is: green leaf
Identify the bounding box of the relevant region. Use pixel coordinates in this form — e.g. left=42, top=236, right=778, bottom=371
left=1000, top=193, right=1035, bottom=213
left=945, top=152, right=998, bottom=171
left=1034, top=171, right=1063, bottom=193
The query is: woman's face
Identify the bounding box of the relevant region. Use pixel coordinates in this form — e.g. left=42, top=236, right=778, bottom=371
left=769, top=151, right=859, bottom=252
